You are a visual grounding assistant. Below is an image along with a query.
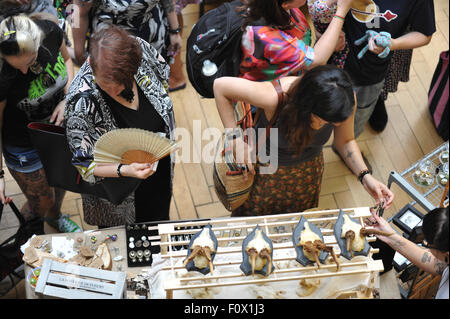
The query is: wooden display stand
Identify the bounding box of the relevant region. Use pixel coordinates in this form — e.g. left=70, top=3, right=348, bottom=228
left=156, top=207, right=384, bottom=299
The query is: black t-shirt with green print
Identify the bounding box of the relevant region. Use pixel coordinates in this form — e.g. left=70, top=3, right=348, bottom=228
left=0, top=19, right=67, bottom=147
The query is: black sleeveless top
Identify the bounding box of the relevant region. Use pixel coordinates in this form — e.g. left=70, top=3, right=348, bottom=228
left=99, top=84, right=171, bottom=222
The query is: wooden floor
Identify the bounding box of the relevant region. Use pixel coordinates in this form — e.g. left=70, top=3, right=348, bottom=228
left=0, top=0, right=448, bottom=295
left=169, top=0, right=450, bottom=222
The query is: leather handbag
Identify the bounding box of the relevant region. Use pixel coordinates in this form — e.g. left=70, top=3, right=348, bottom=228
left=213, top=80, right=286, bottom=211
left=27, top=122, right=141, bottom=205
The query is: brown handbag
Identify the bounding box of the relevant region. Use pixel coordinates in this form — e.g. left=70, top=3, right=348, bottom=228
left=213, top=79, right=287, bottom=211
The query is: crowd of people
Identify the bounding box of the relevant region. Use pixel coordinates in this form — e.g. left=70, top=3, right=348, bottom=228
left=0, top=0, right=447, bottom=298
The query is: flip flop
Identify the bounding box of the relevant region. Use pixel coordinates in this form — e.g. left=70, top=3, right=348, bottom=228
left=168, top=83, right=187, bottom=92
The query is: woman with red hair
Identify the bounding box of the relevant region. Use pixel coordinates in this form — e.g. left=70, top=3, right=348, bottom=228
left=64, top=26, right=176, bottom=227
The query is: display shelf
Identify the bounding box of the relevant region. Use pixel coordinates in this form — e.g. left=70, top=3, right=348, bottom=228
left=154, top=208, right=384, bottom=299
left=387, top=141, right=448, bottom=299
left=388, top=142, right=449, bottom=213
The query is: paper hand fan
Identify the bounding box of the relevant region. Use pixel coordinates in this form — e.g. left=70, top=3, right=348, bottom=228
left=94, top=128, right=177, bottom=165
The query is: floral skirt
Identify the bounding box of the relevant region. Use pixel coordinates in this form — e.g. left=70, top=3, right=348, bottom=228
left=232, top=152, right=324, bottom=217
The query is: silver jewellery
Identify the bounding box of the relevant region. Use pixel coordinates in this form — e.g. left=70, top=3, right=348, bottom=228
left=136, top=250, right=144, bottom=262
left=126, top=223, right=155, bottom=266
left=129, top=251, right=137, bottom=263
left=144, top=249, right=151, bottom=261
left=128, top=236, right=135, bottom=249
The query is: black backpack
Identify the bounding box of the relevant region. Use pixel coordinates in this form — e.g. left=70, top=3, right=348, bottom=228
left=186, top=0, right=246, bottom=98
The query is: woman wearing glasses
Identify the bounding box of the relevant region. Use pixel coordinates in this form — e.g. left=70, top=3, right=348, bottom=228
left=0, top=13, right=80, bottom=233
left=370, top=206, right=449, bottom=299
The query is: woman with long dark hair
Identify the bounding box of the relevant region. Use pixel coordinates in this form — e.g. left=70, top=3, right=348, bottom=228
left=213, top=65, right=394, bottom=216
left=370, top=207, right=449, bottom=299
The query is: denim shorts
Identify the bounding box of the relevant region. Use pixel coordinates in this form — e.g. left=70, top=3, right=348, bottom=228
left=2, top=144, right=43, bottom=173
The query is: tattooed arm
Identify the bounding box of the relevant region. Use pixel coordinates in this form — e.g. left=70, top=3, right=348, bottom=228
left=370, top=212, right=447, bottom=276
left=333, top=100, right=394, bottom=209
left=389, top=235, right=446, bottom=276
left=333, top=115, right=367, bottom=175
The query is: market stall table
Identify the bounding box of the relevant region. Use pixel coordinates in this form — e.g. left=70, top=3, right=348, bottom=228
left=23, top=226, right=152, bottom=299
left=154, top=207, right=384, bottom=299
left=23, top=207, right=385, bottom=299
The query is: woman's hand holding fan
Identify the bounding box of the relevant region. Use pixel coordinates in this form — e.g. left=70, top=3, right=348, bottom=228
left=120, top=162, right=157, bottom=179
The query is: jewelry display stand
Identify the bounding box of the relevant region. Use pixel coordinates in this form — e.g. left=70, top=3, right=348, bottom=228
left=387, top=142, right=449, bottom=213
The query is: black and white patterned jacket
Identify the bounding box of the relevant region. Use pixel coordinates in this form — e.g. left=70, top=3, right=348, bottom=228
left=64, top=37, right=176, bottom=226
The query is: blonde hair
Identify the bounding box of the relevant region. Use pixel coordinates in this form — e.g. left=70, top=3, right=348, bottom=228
left=0, top=14, right=44, bottom=57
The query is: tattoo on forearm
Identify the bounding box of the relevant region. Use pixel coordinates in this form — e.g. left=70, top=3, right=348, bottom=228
left=391, top=239, right=406, bottom=250
left=421, top=252, right=432, bottom=264
left=435, top=261, right=446, bottom=275
left=421, top=252, right=446, bottom=275
left=343, top=147, right=359, bottom=171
